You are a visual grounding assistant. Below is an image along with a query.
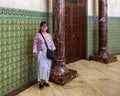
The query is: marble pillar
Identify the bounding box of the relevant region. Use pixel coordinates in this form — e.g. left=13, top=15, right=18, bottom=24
left=90, top=0, right=117, bottom=64
left=50, top=0, right=78, bottom=85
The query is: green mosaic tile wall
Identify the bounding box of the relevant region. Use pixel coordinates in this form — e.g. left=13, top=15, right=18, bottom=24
left=0, top=7, right=52, bottom=96
left=108, top=17, right=120, bottom=54
left=87, top=16, right=98, bottom=58
left=87, top=16, right=120, bottom=58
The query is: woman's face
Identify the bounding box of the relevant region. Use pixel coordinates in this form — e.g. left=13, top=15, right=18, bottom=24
left=41, top=24, right=48, bottom=32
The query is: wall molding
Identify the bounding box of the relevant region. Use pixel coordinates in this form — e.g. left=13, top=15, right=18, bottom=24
left=0, top=6, right=52, bottom=18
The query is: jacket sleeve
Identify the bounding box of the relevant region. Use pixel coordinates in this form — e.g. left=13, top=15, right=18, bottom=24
left=33, top=34, right=38, bottom=54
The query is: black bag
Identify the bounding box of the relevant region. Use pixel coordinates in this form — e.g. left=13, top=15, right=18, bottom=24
left=47, top=48, right=56, bottom=59
left=40, top=32, right=56, bottom=60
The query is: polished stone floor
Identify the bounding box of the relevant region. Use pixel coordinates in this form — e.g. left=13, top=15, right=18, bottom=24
left=17, top=55, right=120, bottom=96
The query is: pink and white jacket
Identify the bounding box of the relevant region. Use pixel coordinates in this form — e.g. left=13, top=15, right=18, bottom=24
left=33, top=32, right=56, bottom=54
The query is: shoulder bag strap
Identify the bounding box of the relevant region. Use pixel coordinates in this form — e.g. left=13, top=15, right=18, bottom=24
left=40, top=32, right=49, bottom=49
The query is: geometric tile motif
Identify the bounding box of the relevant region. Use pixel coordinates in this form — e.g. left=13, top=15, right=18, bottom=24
left=0, top=7, right=52, bottom=96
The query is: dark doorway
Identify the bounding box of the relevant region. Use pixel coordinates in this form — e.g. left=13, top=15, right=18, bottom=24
left=65, top=0, right=87, bottom=64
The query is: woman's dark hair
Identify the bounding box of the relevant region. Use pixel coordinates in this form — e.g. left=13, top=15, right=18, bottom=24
left=38, top=21, right=49, bottom=33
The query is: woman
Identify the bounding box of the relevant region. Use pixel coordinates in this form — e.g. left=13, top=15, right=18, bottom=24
left=33, top=21, right=56, bottom=89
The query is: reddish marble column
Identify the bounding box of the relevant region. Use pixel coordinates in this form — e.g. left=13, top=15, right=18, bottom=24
left=99, top=0, right=108, bottom=56
left=50, top=0, right=78, bottom=85
left=90, top=0, right=117, bottom=63
left=53, top=0, right=65, bottom=65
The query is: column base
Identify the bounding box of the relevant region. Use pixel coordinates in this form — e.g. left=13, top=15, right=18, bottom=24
left=50, top=65, right=78, bottom=86
left=90, top=54, right=117, bottom=64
